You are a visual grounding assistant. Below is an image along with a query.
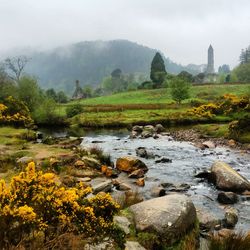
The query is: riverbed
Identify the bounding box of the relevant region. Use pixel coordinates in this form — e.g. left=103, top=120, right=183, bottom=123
left=79, top=129, right=250, bottom=232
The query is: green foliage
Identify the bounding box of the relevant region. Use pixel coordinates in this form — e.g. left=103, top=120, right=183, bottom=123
left=46, top=88, right=57, bottom=101
left=18, top=76, right=44, bottom=112
left=137, top=232, right=160, bottom=249
left=66, top=103, right=83, bottom=118
left=0, top=162, right=120, bottom=249
left=57, top=90, right=68, bottom=103
left=170, top=78, right=190, bottom=104
left=178, top=71, right=193, bottom=83
left=32, top=98, right=66, bottom=125
left=150, top=52, right=166, bottom=87
left=233, top=62, right=250, bottom=82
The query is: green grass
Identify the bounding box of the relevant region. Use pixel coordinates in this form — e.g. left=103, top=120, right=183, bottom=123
left=69, top=83, right=250, bottom=106
left=55, top=83, right=250, bottom=129
left=194, top=124, right=229, bottom=138
left=0, top=127, right=28, bottom=145
left=71, top=108, right=191, bottom=127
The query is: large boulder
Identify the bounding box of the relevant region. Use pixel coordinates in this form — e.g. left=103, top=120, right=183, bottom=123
left=129, top=194, right=196, bottom=245
left=211, top=161, right=250, bottom=192
left=116, top=156, right=148, bottom=174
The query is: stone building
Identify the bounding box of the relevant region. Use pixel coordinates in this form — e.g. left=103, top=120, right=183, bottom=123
left=206, top=45, right=214, bottom=74
left=72, top=80, right=85, bottom=100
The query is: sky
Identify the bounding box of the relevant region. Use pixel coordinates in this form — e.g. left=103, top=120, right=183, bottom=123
left=0, top=0, right=250, bottom=69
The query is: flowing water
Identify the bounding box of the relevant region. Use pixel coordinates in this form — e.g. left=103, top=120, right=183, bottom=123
left=42, top=127, right=250, bottom=231
left=80, top=129, right=250, bottom=232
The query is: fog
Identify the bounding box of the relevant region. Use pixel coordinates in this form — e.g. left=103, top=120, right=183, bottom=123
left=1, top=0, right=250, bottom=68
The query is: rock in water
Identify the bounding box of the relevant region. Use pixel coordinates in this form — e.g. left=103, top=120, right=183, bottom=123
left=217, top=192, right=238, bottom=204
left=224, top=207, right=238, bottom=228
left=155, top=124, right=165, bottom=133
left=116, top=156, right=148, bottom=174
left=211, top=161, right=250, bottom=192
left=129, top=194, right=196, bottom=245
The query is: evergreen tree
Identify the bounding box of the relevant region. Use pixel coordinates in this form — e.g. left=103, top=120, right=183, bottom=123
left=150, top=52, right=166, bottom=88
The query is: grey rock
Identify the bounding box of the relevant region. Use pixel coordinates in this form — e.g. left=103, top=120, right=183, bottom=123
left=151, top=186, right=166, bottom=197
left=93, top=180, right=112, bottom=194
left=114, top=216, right=131, bottom=235
left=196, top=208, right=221, bottom=231
left=132, top=125, right=143, bottom=133
left=125, top=241, right=146, bottom=250
left=82, top=156, right=101, bottom=170
left=211, top=161, right=250, bottom=192
left=224, top=207, right=238, bottom=228
left=202, top=141, right=216, bottom=149
left=155, top=124, right=165, bottom=133
left=129, top=194, right=197, bottom=245
left=17, top=156, right=33, bottom=165
left=136, top=147, right=148, bottom=158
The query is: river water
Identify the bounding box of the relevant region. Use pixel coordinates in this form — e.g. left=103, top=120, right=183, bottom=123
left=41, top=127, right=250, bottom=231
left=79, top=129, right=250, bottom=232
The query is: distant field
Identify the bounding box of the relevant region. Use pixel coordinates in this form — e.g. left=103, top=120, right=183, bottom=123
left=56, top=83, right=250, bottom=128
left=68, top=83, right=250, bottom=106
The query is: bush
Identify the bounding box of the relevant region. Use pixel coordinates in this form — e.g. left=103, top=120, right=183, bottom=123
left=208, top=231, right=250, bottom=250
left=66, top=103, right=83, bottom=118
left=0, top=162, right=119, bottom=248
left=0, top=96, right=34, bottom=127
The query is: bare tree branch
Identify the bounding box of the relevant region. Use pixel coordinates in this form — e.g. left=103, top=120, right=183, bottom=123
left=4, top=56, right=30, bottom=83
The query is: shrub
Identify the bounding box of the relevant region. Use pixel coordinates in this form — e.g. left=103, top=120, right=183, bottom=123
left=0, top=96, right=34, bottom=127
left=208, top=231, right=250, bottom=250
left=0, top=162, right=119, bottom=248
left=66, top=103, right=83, bottom=118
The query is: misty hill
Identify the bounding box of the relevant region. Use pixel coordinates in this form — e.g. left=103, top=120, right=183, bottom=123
left=24, top=40, right=201, bottom=93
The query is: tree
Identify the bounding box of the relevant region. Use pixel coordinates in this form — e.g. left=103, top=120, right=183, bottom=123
left=218, top=64, right=230, bottom=74
left=170, top=78, right=190, bottom=104
left=150, top=52, right=166, bottom=88
left=46, top=88, right=57, bottom=101
left=18, top=76, right=43, bottom=112
left=57, top=91, right=68, bottom=103
left=4, top=56, right=29, bottom=83
left=178, top=71, right=193, bottom=83
left=239, top=47, right=250, bottom=64
left=233, top=63, right=250, bottom=82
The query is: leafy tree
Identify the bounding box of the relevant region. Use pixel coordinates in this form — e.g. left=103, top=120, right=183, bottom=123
left=46, top=88, right=57, bottom=101
left=82, top=85, right=93, bottom=98
left=178, top=71, right=193, bottom=83
left=170, top=78, right=190, bottom=104
left=57, top=91, right=68, bottom=103
left=233, top=63, right=250, bottom=82
left=66, top=103, right=83, bottom=118
left=18, top=76, right=43, bottom=112
left=111, top=68, right=122, bottom=78
left=150, top=52, right=166, bottom=88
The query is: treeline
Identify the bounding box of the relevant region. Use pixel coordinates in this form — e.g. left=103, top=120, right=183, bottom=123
left=0, top=57, right=68, bottom=126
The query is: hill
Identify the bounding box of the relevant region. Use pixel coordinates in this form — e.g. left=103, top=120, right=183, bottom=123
left=23, top=40, right=201, bottom=94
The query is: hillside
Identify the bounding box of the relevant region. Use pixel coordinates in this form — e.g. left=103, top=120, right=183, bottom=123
left=24, top=40, right=201, bottom=93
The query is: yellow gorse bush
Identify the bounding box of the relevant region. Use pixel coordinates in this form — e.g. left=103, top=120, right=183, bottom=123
left=187, top=93, right=250, bottom=118
left=0, top=162, right=119, bottom=248
left=0, top=96, right=34, bottom=127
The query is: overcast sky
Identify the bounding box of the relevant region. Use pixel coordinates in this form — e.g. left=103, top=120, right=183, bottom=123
left=1, top=0, right=250, bottom=69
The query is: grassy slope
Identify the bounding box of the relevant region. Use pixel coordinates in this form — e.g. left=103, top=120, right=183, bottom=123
left=71, top=83, right=250, bottom=105
left=57, top=83, right=250, bottom=130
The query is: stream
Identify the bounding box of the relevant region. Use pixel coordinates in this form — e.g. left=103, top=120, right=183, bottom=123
left=42, top=127, right=250, bottom=231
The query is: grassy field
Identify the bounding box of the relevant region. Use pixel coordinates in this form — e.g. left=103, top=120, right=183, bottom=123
left=55, top=83, right=250, bottom=131
left=70, top=83, right=250, bottom=106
